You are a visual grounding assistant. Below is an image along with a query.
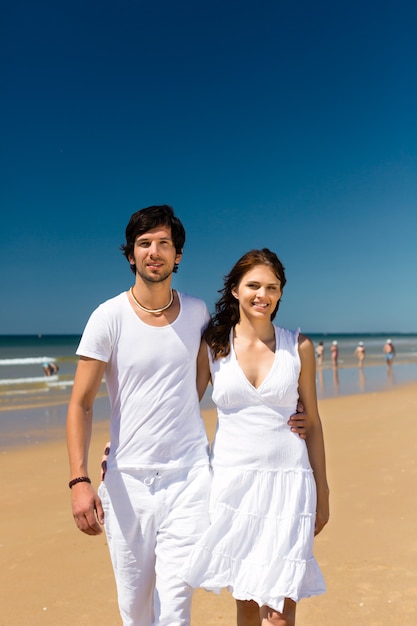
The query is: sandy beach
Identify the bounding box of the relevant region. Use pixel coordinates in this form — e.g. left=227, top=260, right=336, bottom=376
left=1, top=381, right=417, bottom=625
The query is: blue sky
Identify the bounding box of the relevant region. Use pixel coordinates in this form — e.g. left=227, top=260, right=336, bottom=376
left=1, top=0, right=416, bottom=334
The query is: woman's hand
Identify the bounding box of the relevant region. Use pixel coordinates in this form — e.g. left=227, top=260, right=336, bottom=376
left=101, top=442, right=111, bottom=481
left=314, top=488, right=330, bottom=535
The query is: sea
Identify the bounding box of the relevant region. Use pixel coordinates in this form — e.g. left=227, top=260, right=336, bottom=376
left=1, top=332, right=417, bottom=449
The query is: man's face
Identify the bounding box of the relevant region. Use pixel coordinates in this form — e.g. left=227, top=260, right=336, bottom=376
left=129, top=225, right=182, bottom=284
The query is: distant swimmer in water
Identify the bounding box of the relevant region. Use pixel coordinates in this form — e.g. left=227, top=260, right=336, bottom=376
left=383, top=339, right=396, bottom=372
left=354, top=342, right=366, bottom=368
left=42, top=362, right=59, bottom=377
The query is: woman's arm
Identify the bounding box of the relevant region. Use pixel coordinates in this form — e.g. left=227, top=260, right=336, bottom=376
left=298, top=334, right=330, bottom=535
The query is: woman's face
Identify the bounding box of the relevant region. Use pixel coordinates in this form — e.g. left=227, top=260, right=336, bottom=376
left=232, top=264, right=282, bottom=321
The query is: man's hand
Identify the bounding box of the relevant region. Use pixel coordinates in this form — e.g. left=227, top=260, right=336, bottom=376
left=71, top=482, right=104, bottom=536
left=288, top=400, right=307, bottom=440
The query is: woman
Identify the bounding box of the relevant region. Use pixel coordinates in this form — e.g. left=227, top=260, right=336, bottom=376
left=315, top=341, right=324, bottom=366
left=183, top=248, right=329, bottom=626
left=330, top=340, right=339, bottom=367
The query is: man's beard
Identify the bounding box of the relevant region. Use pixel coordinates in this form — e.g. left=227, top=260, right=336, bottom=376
left=136, top=266, right=173, bottom=284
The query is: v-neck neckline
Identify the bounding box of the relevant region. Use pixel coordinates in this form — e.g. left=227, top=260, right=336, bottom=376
left=230, top=326, right=278, bottom=391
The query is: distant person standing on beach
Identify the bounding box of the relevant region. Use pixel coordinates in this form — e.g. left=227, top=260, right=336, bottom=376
left=383, top=339, right=396, bottom=372
left=66, top=206, right=308, bottom=626
left=315, top=341, right=324, bottom=366
left=331, top=340, right=339, bottom=367
left=354, top=342, right=366, bottom=368
left=181, top=249, right=329, bottom=626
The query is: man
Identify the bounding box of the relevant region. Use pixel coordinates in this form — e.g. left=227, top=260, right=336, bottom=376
left=383, top=338, right=396, bottom=372
left=67, top=205, right=307, bottom=626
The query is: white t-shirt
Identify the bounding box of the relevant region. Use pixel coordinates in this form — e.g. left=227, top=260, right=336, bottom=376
left=77, top=291, right=211, bottom=471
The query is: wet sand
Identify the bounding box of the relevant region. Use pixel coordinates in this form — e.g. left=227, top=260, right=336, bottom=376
left=1, top=382, right=417, bottom=625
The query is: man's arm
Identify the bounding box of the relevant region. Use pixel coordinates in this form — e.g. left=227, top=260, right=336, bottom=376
left=196, top=339, right=211, bottom=401
left=66, top=356, right=107, bottom=536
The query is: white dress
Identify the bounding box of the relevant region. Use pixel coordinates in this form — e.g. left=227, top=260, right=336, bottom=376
left=182, top=326, right=325, bottom=612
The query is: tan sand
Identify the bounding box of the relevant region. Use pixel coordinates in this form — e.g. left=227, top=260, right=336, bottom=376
left=1, top=382, right=417, bottom=625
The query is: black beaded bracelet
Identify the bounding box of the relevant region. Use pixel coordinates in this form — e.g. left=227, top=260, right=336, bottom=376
left=68, top=476, right=91, bottom=489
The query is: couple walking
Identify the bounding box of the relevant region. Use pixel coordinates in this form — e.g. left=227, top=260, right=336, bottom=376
left=67, top=205, right=329, bottom=626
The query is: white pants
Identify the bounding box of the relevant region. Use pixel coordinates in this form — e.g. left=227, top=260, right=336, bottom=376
left=98, top=464, right=211, bottom=626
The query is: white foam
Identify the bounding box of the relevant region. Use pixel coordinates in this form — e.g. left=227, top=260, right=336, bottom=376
left=0, top=375, right=59, bottom=386
left=46, top=380, right=74, bottom=388
left=0, top=357, right=56, bottom=366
